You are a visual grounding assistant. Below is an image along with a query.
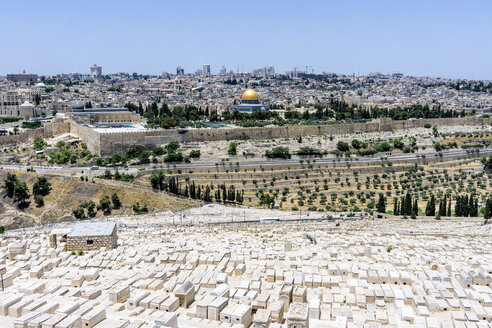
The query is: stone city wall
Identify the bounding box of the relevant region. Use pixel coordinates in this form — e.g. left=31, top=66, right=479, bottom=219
left=0, top=121, right=70, bottom=149
left=95, top=116, right=492, bottom=156
left=179, top=117, right=491, bottom=143
left=1, top=116, right=490, bottom=156
left=70, top=121, right=101, bottom=154
left=96, top=129, right=182, bottom=156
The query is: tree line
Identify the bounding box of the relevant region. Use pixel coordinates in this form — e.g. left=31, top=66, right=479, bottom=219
left=384, top=192, right=480, bottom=218
left=149, top=171, right=244, bottom=204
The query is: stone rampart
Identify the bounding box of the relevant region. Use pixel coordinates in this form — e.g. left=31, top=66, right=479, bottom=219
left=0, top=121, right=70, bottom=149
left=1, top=116, right=490, bottom=156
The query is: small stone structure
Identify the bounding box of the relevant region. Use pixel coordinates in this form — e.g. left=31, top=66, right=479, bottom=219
left=65, top=222, right=117, bottom=251
left=174, top=280, right=195, bottom=308
left=286, top=302, right=309, bottom=328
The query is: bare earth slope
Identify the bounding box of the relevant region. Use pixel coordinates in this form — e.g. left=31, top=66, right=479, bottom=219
left=0, top=170, right=197, bottom=229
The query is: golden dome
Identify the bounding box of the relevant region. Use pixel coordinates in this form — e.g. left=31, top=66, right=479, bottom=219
left=241, top=89, right=259, bottom=101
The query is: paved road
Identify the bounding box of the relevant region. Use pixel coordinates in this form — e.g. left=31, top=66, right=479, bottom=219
left=0, top=148, right=489, bottom=175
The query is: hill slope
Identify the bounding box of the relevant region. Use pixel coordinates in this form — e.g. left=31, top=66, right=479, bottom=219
left=0, top=170, right=197, bottom=229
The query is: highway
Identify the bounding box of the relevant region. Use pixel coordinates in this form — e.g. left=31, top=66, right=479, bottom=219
left=0, top=148, right=489, bottom=175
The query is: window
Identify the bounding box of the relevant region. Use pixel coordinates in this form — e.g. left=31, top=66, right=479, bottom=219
left=87, top=240, right=94, bottom=245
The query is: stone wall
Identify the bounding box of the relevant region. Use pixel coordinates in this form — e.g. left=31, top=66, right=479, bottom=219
left=1, top=116, right=490, bottom=156
left=0, top=120, right=70, bottom=149
left=94, top=116, right=492, bottom=156
left=70, top=121, right=101, bottom=155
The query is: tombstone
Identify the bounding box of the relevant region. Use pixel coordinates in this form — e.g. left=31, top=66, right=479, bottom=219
left=286, top=302, right=309, bottom=328
left=252, top=309, right=271, bottom=328
left=208, top=296, right=228, bottom=321
left=174, top=280, right=195, bottom=308
left=231, top=304, right=252, bottom=327
left=280, top=284, right=293, bottom=312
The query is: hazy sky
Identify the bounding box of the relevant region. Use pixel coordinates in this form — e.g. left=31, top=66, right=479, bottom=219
left=2, top=0, right=491, bottom=80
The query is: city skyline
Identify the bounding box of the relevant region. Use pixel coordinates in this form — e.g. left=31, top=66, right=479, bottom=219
left=1, top=0, right=492, bottom=80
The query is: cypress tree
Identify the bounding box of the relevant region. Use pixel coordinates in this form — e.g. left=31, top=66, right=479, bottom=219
left=426, top=194, right=436, bottom=216
left=404, top=193, right=412, bottom=215
left=412, top=199, right=418, bottom=216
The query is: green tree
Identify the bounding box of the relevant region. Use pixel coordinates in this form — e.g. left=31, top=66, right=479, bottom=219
left=376, top=193, right=386, bottom=213
left=86, top=200, right=96, bottom=217
left=165, top=141, right=180, bottom=153
left=266, top=147, right=291, bottom=159
left=189, top=150, right=201, bottom=158
left=33, top=136, right=47, bottom=151
left=228, top=141, right=238, bottom=155
left=34, top=195, right=44, bottom=207
left=351, top=139, right=361, bottom=149
left=164, top=152, right=183, bottom=162
left=32, top=177, right=51, bottom=196
left=425, top=194, right=436, bottom=216
left=393, top=139, right=404, bottom=149
left=161, top=116, right=177, bottom=128
left=3, top=173, right=19, bottom=198
left=73, top=207, right=85, bottom=218
left=149, top=170, right=165, bottom=189
left=97, top=196, right=111, bottom=213
left=336, top=141, right=350, bottom=152
left=111, top=193, right=121, bottom=209
left=132, top=202, right=148, bottom=214
left=13, top=182, right=30, bottom=204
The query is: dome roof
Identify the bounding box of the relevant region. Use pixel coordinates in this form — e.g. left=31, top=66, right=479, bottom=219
left=241, top=89, right=259, bottom=101
left=72, top=101, right=84, bottom=111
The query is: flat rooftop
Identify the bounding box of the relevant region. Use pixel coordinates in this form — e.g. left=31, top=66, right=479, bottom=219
left=91, top=122, right=147, bottom=133
left=67, top=222, right=116, bottom=237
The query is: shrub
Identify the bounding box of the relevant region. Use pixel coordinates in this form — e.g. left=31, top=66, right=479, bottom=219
left=132, top=202, right=148, bottom=214
left=189, top=149, right=201, bottom=158
left=34, top=195, right=44, bottom=207
left=111, top=193, right=121, bottom=208
left=297, top=146, right=323, bottom=157
left=33, top=136, right=48, bottom=151
left=351, top=139, right=361, bottom=149
left=265, top=147, right=291, bottom=159
left=376, top=142, right=391, bottom=152
left=164, top=151, right=183, bottom=162
left=336, top=141, right=350, bottom=152
left=393, top=139, right=404, bottom=149
left=97, top=196, right=111, bottom=213
left=228, top=141, right=238, bottom=155
left=32, top=177, right=51, bottom=196
left=73, top=207, right=85, bottom=218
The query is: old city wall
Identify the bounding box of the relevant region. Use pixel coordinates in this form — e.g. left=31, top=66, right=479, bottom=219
left=70, top=121, right=101, bottom=155
left=0, top=121, right=70, bottom=149
left=180, top=116, right=492, bottom=142
left=1, top=116, right=490, bottom=155
left=95, top=116, right=491, bottom=156
left=97, top=129, right=182, bottom=156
